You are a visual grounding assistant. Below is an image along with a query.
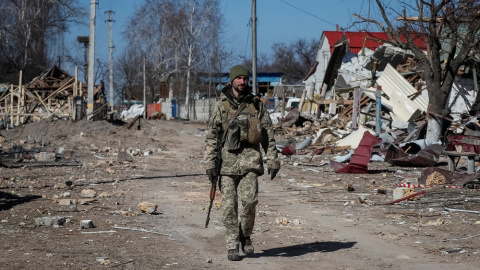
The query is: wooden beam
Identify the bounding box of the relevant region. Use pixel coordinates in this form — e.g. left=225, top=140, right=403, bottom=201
left=9, top=84, right=13, bottom=129
left=298, top=89, right=306, bottom=111
left=315, top=99, right=354, bottom=105
left=32, top=90, right=53, bottom=117
left=17, top=70, right=22, bottom=125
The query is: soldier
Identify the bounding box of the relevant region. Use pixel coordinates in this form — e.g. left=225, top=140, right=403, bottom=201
left=204, top=65, right=280, bottom=261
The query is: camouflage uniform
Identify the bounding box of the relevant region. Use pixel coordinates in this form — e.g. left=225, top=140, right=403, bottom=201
left=204, top=84, right=280, bottom=250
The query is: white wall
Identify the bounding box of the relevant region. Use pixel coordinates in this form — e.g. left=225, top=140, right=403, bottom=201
left=160, top=98, right=216, bottom=121
left=161, top=99, right=173, bottom=120
left=448, top=77, right=476, bottom=121
left=303, top=34, right=331, bottom=94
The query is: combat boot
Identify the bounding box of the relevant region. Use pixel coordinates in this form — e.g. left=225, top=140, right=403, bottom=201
left=227, top=249, right=240, bottom=261
left=239, top=224, right=254, bottom=255
left=242, top=236, right=254, bottom=255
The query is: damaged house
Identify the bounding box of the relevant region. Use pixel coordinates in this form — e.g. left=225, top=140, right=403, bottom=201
left=273, top=26, right=480, bottom=188
left=303, top=29, right=479, bottom=127
left=0, top=65, right=107, bottom=129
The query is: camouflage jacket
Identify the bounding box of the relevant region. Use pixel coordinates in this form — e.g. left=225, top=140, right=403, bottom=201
left=204, top=85, right=280, bottom=176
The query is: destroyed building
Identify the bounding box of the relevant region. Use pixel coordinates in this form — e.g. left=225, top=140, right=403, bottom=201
left=303, top=29, right=478, bottom=124
left=268, top=27, right=480, bottom=200
left=0, top=66, right=107, bottom=129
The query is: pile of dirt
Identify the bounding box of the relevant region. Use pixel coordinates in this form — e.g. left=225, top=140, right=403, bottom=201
left=0, top=119, right=169, bottom=162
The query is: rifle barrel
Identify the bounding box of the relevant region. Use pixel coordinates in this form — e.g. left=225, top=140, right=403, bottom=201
left=205, top=183, right=216, bottom=228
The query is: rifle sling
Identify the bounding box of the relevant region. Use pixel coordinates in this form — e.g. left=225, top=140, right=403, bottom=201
left=221, top=102, right=247, bottom=142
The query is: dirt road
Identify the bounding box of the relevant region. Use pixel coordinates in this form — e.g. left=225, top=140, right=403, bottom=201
left=0, top=120, right=478, bottom=269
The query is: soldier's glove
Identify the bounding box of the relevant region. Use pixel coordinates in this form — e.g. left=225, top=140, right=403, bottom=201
left=206, top=169, right=217, bottom=185
left=268, top=169, right=279, bottom=180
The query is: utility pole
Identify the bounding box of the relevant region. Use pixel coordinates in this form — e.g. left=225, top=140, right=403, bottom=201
left=143, top=53, right=147, bottom=119
left=76, top=36, right=89, bottom=83
left=87, top=0, right=96, bottom=120
left=106, top=10, right=115, bottom=111
left=251, top=0, right=257, bottom=95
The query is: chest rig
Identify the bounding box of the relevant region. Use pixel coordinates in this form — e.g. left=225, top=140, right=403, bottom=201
left=222, top=97, right=262, bottom=150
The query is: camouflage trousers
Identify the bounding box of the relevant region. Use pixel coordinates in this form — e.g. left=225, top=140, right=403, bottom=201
left=221, top=172, right=258, bottom=250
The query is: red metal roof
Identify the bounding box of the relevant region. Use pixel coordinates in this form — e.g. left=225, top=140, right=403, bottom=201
left=323, top=31, right=427, bottom=54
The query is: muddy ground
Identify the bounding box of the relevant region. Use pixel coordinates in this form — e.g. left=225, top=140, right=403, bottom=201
left=0, top=119, right=479, bottom=270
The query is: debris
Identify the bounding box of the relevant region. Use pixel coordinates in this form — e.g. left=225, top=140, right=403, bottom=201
left=112, top=210, right=137, bottom=216
left=440, top=234, right=480, bottom=242
left=393, top=187, right=418, bottom=201
left=138, top=201, right=158, bottom=214
left=112, top=226, right=172, bottom=237
left=81, top=189, right=97, bottom=198
left=121, top=104, right=145, bottom=119
left=370, top=153, right=385, bottom=162
left=444, top=202, right=480, bottom=214
left=310, top=148, right=324, bottom=156
left=275, top=217, right=288, bottom=225
left=332, top=150, right=353, bottom=163
left=345, top=183, right=355, bottom=192
left=98, top=192, right=111, bottom=198
left=78, top=198, right=96, bottom=205
left=97, top=257, right=111, bottom=265
left=280, top=145, right=296, bottom=156
left=57, top=199, right=73, bottom=206
left=335, top=126, right=375, bottom=149
left=149, top=111, right=166, bottom=120
left=425, top=171, right=447, bottom=186
left=358, top=196, right=367, bottom=204
left=35, top=216, right=66, bottom=226
left=295, top=137, right=312, bottom=150
left=312, top=128, right=339, bottom=145
left=425, top=219, right=445, bottom=226
left=377, top=186, right=387, bottom=194
left=33, top=152, right=56, bottom=162
left=281, top=107, right=301, bottom=127
left=384, top=190, right=426, bottom=205
left=80, top=220, right=95, bottom=229
left=385, top=143, right=443, bottom=167
left=330, top=131, right=382, bottom=174
left=418, top=167, right=480, bottom=187
left=117, top=151, right=134, bottom=163
left=364, top=63, right=427, bottom=122
left=81, top=230, right=117, bottom=234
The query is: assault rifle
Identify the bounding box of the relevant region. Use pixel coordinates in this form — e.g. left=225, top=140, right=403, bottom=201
left=205, top=137, right=223, bottom=228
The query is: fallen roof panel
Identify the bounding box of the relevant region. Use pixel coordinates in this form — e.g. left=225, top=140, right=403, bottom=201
left=365, top=63, right=427, bottom=122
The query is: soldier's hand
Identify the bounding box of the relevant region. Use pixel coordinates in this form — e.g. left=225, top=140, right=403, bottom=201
left=206, top=169, right=216, bottom=184
left=268, top=169, right=279, bottom=180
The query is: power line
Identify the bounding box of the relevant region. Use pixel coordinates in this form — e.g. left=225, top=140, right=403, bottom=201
left=244, top=20, right=251, bottom=59
left=279, top=0, right=336, bottom=27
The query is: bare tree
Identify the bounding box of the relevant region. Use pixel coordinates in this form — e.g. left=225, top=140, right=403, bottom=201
left=353, top=0, right=480, bottom=141
left=0, top=0, right=85, bottom=82
left=179, top=0, right=222, bottom=119
left=242, top=53, right=275, bottom=73
left=121, top=0, right=225, bottom=119
left=269, top=38, right=319, bottom=84
left=115, top=48, right=143, bottom=108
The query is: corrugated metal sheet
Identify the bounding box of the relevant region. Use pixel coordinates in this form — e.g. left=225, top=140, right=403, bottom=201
left=364, top=63, right=427, bottom=122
